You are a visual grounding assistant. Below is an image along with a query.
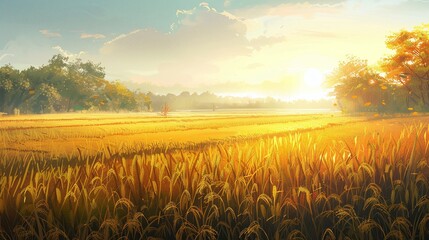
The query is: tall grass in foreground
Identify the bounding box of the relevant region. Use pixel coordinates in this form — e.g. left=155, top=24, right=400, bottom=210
left=1, top=124, right=429, bottom=239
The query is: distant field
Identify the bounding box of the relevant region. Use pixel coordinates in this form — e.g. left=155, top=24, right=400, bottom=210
left=0, top=112, right=363, bottom=159
left=1, top=113, right=429, bottom=239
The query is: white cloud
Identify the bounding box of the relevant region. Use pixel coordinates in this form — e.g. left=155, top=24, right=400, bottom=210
left=199, top=2, right=211, bottom=9
left=233, top=2, right=343, bottom=19
left=80, top=33, right=106, bottom=39
left=93, top=1, right=427, bottom=99
left=250, top=35, right=287, bottom=50
left=345, top=0, right=409, bottom=8
left=99, top=4, right=285, bottom=86
left=0, top=36, right=59, bottom=69
left=52, top=46, right=85, bottom=59
left=39, top=29, right=61, bottom=38
left=0, top=53, right=14, bottom=62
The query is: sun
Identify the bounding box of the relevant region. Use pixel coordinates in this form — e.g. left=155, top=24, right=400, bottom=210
left=303, top=69, right=325, bottom=88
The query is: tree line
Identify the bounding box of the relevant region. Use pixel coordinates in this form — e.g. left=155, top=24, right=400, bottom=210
left=0, top=54, right=333, bottom=114
left=0, top=55, right=149, bottom=114
left=147, top=91, right=333, bottom=111
left=328, top=23, right=429, bottom=113
left=4, top=23, right=425, bottom=115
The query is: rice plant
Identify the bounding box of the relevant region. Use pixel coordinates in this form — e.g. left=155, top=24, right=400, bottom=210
left=1, top=118, right=429, bottom=239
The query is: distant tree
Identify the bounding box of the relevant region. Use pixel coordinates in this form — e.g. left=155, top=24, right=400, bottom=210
left=0, top=54, right=146, bottom=114
left=133, top=91, right=145, bottom=111
left=104, top=81, right=137, bottom=112
left=327, top=56, right=387, bottom=112
left=144, top=94, right=152, bottom=111
left=55, top=56, right=106, bottom=111
left=33, top=83, right=62, bottom=113
left=20, top=65, right=65, bottom=113
left=133, top=91, right=152, bottom=111
left=0, top=65, right=32, bottom=114
left=179, top=91, right=190, bottom=97
left=48, top=54, right=68, bottom=70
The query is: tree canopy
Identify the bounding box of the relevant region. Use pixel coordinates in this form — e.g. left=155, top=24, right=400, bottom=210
left=0, top=55, right=140, bottom=114
left=329, top=23, right=429, bottom=113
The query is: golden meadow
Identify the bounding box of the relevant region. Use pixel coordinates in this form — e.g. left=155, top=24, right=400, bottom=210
left=1, top=113, right=429, bottom=239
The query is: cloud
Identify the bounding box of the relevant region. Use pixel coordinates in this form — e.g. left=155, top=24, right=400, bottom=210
left=92, top=1, right=427, bottom=99
left=99, top=3, right=285, bottom=86
left=294, top=30, right=339, bottom=38
left=233, top=0, right=423, bottom=20
left=235, top=3, right=345, bottom=40
left=233, top=2, right=343, bottom=19
left=52, top=46, right=85, bottom=59
left=0, top=53, right=14, bottom=62
left=250, top=35, right=286, bottom=50
left=39, top=29, right=61, bottom=38
left=0, top=36, right=60, bottom=68
left=80, top=33, right=106, bottom=39
left=101, top=7, right=251, bottom=62
left=269, top=2, right=342, bottom=17
left=246, top=62, right=265, bottom=69
left=345, top=0, right=408, bottom=8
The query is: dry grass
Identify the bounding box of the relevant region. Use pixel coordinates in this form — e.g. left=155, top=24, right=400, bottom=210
left=1, top=113, right=429, bottom=239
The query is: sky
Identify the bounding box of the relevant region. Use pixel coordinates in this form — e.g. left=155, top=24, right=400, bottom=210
left=1, top=0, right=428, bottom=100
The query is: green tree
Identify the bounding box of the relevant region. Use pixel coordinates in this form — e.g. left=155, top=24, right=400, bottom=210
left=0, top=65, right=33, bottom=114
left=143, top=94, right=152, bottom=111
left=44, top=55, right=107, bottom=112
left=0, top=54, right=144, bottom=114
left=104, top=81, right=137, bottom=112
left=20, top=65, right=64, bottom=113
left=31, top=83, right=62, bottom=113
left=133, top=91, right=152, bottom=111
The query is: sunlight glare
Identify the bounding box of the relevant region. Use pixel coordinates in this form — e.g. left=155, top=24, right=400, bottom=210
left=303, top=69, right=325, bottom=88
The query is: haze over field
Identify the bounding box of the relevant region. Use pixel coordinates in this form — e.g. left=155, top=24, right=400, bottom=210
left=1, top=0, right=428, bottom=100
left=3, top=2, right=429, bottom=238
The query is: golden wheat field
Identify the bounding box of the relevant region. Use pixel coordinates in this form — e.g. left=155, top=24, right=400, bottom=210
left=1, top=113, right=429, bottom=239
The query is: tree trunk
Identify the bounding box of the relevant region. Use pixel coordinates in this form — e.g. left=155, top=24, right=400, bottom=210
left=426, top=81, right=429, bottom=110
left=0, top=90, right=6, bottom=112
left=419, top=79, right=426, bottom=108
left=67, top=97, right=72, bottom=112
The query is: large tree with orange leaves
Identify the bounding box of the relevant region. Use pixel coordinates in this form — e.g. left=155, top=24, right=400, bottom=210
left=330, top=23, right=429, bottom=113
left=381, top=24, right=429, bottom=111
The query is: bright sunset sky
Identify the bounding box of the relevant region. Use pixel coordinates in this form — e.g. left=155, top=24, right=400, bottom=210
left=1, top=0, right=428, bottom=100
